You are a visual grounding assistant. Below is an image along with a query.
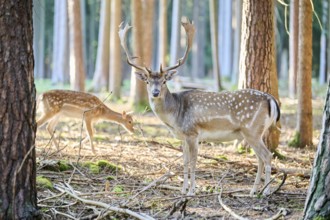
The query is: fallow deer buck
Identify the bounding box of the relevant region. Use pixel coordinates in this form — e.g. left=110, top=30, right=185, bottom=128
left=119, top=20, right=280, bottom=196
left=37, top=90, right=134, bottom=154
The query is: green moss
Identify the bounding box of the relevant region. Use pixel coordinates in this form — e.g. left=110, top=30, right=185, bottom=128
left=58, top=160, right=72, bottom=171
left=80, top=161, right=100, bottom=174
left=88, top=164, right=100, bottom=174
left=36, top=176, right=53, bottom=189
left=112, top=185, right=124, bottom=193
left=272, top=150, right=286, bottom=160
left=97, top=160, right=121, bottom=172
left=288, top=132, right=300, bottom=148
left=106, top=176, right=116, bottom=181
left=215, top=155, right=228, bottom=161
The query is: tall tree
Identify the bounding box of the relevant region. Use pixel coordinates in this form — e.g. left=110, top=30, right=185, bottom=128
left=209, top=0, right=221, bottom=91
left=0, top=0, right=38, bottom=218
left=92, top=0, right=111, bottom=92
left=218, top=0, right=232, bottom=78
left=109, top=0, right=122, bottom=98
left=68, top=0, right=86, bottom=91
left=303, top=76, right=330, bottom=219
left=319, top=0, right=328, bottom=85
left=231, top=0, right=242, bottom=85
left=239, top=0, right=280, bottom=151
left=129, top=0, right=149, bottom=108
left=33, top=0, right=46, bottom=79
left=52, top=0, right=69, bottom=85
left=192, top=0, right=206, bottom=79
left=169, top=0, right=181, bottom=68
left=296, top=0, right=313, bottom=148
left=158, top=0, right=168, bottom=67
left=289, top=0, right=299, bottom=98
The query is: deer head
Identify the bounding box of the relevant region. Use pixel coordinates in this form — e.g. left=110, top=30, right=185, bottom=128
left=118, top=20, right=195, bottom=99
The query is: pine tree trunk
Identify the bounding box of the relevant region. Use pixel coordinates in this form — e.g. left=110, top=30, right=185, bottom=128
left=0, top=0, right=38, bottom=218
left=209, top=0, right=221, bottom=91
left=296, top=0, right=313, bottom=148
left=92, top=0, right=110, bottom=92
left=159, top=0, right=168, bottom=67
left=239, top=0, right=280, bottom=151
left=109, top=0, right=122, bottom=98
left=33, top=0, right=46, bottom=79
left=319, top=0, right=328, bottom=85
left=303, top=76, right=330, bottom=219
left=130, top=0, right=149, bottom=108
left=68, top=0, right=86, bottom=91
left=289, top=0, right=299, bottom=98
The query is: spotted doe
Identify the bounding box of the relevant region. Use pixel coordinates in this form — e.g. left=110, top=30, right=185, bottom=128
left=37, top=90, right=134, bottom=154
left=119, top=20, right=280, bottom=196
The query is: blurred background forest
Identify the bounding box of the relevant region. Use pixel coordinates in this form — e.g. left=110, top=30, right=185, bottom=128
left=33, top=0, right=328, bottom=99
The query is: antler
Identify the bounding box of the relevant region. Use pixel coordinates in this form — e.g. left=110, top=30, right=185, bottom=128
left=118, top=22, right=147, bottom=72
left=161, top=19, right=195, bottom=72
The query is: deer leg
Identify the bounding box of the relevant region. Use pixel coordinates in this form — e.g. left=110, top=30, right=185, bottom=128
left=84, top=116, right=95, bottom=154
left=187, top=137, right=198, bottom=196
left=182, top=141, right=189, bottom=194
left=244, top=137, right=272, bottom=196
left=46, top=115, right=60, bottom=151
left=250, top=156, right=264, bottom=195
left=36, top=113, right=55, bottom=128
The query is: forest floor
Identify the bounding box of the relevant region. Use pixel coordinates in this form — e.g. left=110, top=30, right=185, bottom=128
left=35, top=97, right=324, bottom=220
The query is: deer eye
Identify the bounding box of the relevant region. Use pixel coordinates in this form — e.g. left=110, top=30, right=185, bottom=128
left=146, top=81, right=149, bottom=84
left=162, top=80, right=166, bottom=85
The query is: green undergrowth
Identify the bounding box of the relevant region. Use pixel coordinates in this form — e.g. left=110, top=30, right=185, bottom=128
left=288, top=132, right=300, bottom=148
left=80, top=160, right=122, bottom=174
left=36, top=176, right=53, bottom=189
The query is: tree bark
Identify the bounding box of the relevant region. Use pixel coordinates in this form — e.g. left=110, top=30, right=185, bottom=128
left=52, top=0, right=69, bottom=85
left=303, top=74, right=330, bottom=219
left=296, top=0, right=313, bottom=148
left=129, top=0, right=149, bottom=108
left=209, top=0, right=221, bottom=91
left=318, top=0, right=328, bottom=85
left=68, top=0, right=86, bottom=91
left=239, top=0, right=280, bottom=151
left=289, top=0, right=299, bottom=98
left=33, top=0, right=45, bottom=79
left=92, top=0, right=110, bottom=92
left=158, top=0, right=168, bottom=67
left=218, top=0, right=232, bottom=78
left=231, top=0, right=242, bottom=85
left=0, top=0, right=38, bottom=219
left=109, top=0, right=122, bottom=98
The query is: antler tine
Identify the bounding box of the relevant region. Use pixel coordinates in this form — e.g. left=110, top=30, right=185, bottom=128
left=118, top=22, right=147, bottom=72
left=162, top=19, right=195, bottom=72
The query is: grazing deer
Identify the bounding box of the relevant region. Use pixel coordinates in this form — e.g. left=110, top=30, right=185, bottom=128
left=36, top=90, right=134, bottom=154
left=119, top=20, right=280, bottom=196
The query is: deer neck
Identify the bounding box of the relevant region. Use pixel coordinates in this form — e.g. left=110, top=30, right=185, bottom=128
left=149, top=86, right=179, bottom=127
left=102, top=108, right=123, bottom=124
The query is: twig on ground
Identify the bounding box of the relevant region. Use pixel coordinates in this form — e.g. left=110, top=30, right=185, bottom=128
left=259, top=171, right=287, bottom=196
left=165, top=198, right=189, bottom=219
left=54, top=183, right=155, bottom=220
left=50, top=208, right=78, bottom=220
left=122, top=171, right=176, bottom=206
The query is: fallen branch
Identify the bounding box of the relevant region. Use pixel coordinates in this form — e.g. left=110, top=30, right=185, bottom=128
left=122, top=171, right=176, bottom=206
left=54, top=184, right=155, bottom=220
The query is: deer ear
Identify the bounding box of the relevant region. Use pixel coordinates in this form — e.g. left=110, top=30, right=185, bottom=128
left=165, top=70, right=177, bottom=81
left=135, top=71, right=148, bottom=82
left=122, top=111, right=127, bottom=119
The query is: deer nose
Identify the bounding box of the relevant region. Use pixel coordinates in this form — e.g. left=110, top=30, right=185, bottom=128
left=152, top=89, right=160, bottom=97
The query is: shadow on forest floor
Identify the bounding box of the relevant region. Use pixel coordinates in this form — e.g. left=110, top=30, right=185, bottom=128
left=35, top=97, right=323, bottom=219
